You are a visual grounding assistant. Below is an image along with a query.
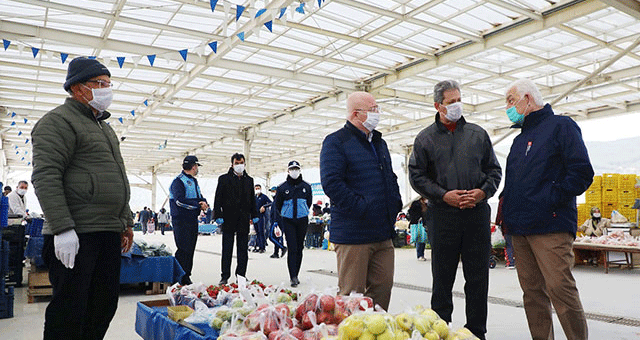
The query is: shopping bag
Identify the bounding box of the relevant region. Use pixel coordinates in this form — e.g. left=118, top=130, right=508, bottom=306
left=491, top=227, right=505, bottom=248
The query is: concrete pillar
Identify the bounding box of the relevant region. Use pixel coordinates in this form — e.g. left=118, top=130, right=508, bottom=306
left=404, top=145, right=413, bottom=204
left=243, top=131, right=253, bottom=175
left=151, top=169, right=157, bottom=212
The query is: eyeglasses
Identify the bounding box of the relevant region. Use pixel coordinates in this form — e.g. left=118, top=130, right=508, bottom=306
left=85, top=80, right=113, bottom=88
left=354, top=106, right=381, bottom=114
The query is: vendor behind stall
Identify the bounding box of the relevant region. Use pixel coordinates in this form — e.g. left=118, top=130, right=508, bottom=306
left=578, top=207, right=611, bottom=237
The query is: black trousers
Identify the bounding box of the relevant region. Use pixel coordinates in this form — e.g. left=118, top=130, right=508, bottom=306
left=282, top=217, right=308, bottom=280
left=221, top=227, right=249, bottom=280
left=429, top=203, right=490, bottom=340
left=43, top=231, right=121, bottom=340
left=173, top=218, right=198, bottom=284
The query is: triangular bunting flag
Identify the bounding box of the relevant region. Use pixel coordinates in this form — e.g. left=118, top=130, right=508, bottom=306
left=31, top=47, right=39, bottom=58
left=144, top=100, right=149, bottom=106
left=27, top=162, right=31, bottom=166
left=23, top=118, right=27, bottom=124
left=25, top=139, right=29, bottom=144
left=2, top=39, right=10, bottom=51
left=179, top=49, right=188, bottom=61
left=15, top=151, right=18, bottom=155
left=11, top=112, right=16, bottom=118
left=18, top=131, right=22, bottom=136
left=210, top=0, right=218, bottom=12
left=118, top=117, right=123, bottom=124
left=147, top=54, right=156, bottom=66
left=236, top=5, right=245, bottom=21
left=237, top=32, right=245, bottom=42
left=88, top=56, right=96, bottom=60
left=279, top=7, right=287, bottom=19
left=10, top=121, right=15, bottom=126
left=117, top=56, right=125, bottom=68
left=130, top=110, right=135, bottom=116
left=208, top=41, right=218, bottom=53
left=60, top=53, right=69, bottom=63
left=255, top=8, right=266, bottom=18
left=264, top=21, right=273, bottom=32
left=296, top=3, right=305, bottom=14
left=318, top=0, right=322, bottom=7
left=21, top=157, right=24, bottom=161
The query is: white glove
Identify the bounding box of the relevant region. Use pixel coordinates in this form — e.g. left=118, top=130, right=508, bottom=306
left=54, top=229, right=80, bottom=269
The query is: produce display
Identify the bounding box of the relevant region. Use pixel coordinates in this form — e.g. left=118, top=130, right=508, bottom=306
left=575, top=230, right=640, bottom=247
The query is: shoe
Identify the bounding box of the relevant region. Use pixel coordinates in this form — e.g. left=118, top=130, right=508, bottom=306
left=281, top=247, right=287, bottom=257
left=270, top=253, right=279, bottom=258
left=219, top=278, right=228, bottom=285
left=507, top=265, right=516, bottom=270
left=259, top=249, right=265, bottom=253
left=181, top=277, right=193, bottom=285
left=290, top=277, right=299, bottom=287
left=418, top=257, right=426, bottom=261
left=252, top=248, right=259, bottom=253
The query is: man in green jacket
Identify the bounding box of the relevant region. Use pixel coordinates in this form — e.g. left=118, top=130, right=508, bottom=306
left=31, top=56, right=134, bottom=340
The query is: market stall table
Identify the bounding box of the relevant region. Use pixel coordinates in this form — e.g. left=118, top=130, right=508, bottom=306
left=572, top=242, right=640, bottom=273
left=121, top=256, right=185, bottom=293
left=136, top=299, right=219, bottom=340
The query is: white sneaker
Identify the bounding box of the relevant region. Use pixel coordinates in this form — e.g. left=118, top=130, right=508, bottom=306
left=418, top=257, right=427, bottom=261
left=507, top=265, right=516, bottom=270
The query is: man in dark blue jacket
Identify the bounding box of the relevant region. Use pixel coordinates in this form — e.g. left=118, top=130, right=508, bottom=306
left=320, top=91, right=402, bottom=311
left=274, top=161, right=312, bottom=287
left=502, top=79, right=593, bottom=340
left=254, top=184, right=272, bottom=253
left=409, top=80, right=501, bottom=340
left=169, top=155, right=208, bottom=285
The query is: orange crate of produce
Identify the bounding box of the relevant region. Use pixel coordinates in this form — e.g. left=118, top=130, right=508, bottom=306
left=602, top=173, right=619, bottom=189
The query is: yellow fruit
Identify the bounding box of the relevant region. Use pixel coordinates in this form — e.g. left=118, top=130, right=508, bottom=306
left=364, top=314, right=387, bottom=335
left=359, top=330, right=375, bottom=340
left=413, top=315, right=431, bottom=335
left=412, top=305, right=425, bottom=313
left=423, top=330, right=439, bottom=340
left=432, top=319, right=449, bottom=339
left=394, top=313, right=413, bottom=332
left=341, top=317, right=365, bottom=339
left=375, top=329, right=394, bottom=340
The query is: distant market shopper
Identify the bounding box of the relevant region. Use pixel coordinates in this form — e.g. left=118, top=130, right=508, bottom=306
left=268, top=186, right=287, bottom=259
left=169, top=155, right=209, bottom=285
left=157, top=208, right=170, bottom=235
left=501, top=79, right=594, bottom=340
left=320, top=91, right=402, bottom=311
left=213, top=153, right=259, bottom=285
left=409, top=80, right=502, bottom=340
left=254, top=184, right=272, bottom=253
left=31, top=56, right=134, bottom=340
left=7, top=180, right=29, bottom=218
left=274, top=161, right=312, bottom=287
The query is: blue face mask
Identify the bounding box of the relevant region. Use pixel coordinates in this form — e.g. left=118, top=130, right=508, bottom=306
left=506, top=97, right=527, bottom=125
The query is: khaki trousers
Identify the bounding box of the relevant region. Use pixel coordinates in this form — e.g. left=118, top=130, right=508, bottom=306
left=512, top=233, right=588, bottom=340
left=335, top=239, right=395, bottom=311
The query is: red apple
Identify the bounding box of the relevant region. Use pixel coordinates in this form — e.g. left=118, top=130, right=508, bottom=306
left=319, top=295, right=335, bottom=313
left=316, top=311, right=333, bottom=325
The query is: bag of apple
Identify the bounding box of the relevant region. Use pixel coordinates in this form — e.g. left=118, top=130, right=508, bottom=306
left=391, top=305, right=479, bottom=340
left=293, top=290, right=375, bottom=332
left=337, top=311, right=400, bottom=340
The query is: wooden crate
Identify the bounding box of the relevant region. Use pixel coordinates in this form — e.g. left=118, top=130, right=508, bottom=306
left=27, top=267, right=52, bottom=303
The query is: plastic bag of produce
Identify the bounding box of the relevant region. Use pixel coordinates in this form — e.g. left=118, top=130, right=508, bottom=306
left=337, top=311, right=399, bottom=340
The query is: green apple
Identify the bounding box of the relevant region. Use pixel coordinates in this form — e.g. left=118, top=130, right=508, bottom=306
left=341, top=316, right=364, bottom=338
left=394, top=313, right=413, bottom=332
left=375, top=329, right=394, bottom=340
left=210, top=317, right=224, bottom=330
left=364, top=314, right=387, bottom=335
left=423, top=330, right=439, bottom=340
left=359, top=330, right=375, bottom=340
left=432, top=319, right=449, bottom=339
left=412, top=315, right=431, bottom=335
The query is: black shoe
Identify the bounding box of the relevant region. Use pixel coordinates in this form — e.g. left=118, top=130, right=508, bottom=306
left=252, top=248, right=259, bottom=253
left=281, top=247, right=287, bottom=257
left=290, top=278, right=298, bottom=287
left=259, top=249, right=265, bottom=253
left=218, top=278, right=228, bottom=285
left=270, top=253, right=279, bottom=258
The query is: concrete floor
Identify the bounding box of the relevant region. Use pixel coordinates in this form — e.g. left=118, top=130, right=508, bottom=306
left=1, top=231, right=640, bottom=339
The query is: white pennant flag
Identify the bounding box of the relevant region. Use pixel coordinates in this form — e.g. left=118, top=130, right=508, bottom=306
left=45, top=51, right=53, bottom=60
left=132, top=55, right=141, bottom=67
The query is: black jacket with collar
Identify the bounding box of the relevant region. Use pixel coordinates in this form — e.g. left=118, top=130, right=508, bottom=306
left=213, top=167, right=258, bottom=233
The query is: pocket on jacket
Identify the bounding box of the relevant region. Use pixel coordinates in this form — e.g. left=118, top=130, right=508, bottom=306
left=89, top=173, right=99, bottom=203
left=64, top=172, right=93, bottom=203
left=296, top=198, right=309, bottom=218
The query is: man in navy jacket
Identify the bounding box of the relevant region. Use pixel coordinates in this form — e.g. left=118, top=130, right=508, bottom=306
left=169, top=155, right=208, bottom=285
left=502, top=79, right=593, bottom=340
left=320, top=91, right=402, bottom=311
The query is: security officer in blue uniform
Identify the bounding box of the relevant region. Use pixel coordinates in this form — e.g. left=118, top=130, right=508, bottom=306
left=169, top=155, right=208, bottom=285
left=274, top=161, right=312, bottom=287
left=254, top=184, right=272, bottom=253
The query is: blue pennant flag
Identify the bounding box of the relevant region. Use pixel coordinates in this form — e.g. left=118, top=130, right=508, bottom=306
left=24, top=151, right=27, bottom=154
left=21, top=157, right=24, bottom=161
left=147, top=54, right=156, bottom=66
left=27, top=162, right=31, bottom=166
left=117, top=56, right=125, bottom=68
left=15, top=151, right=19, bottom=155
left=24, top=118, right=28, bottom=124
left=237, top=32, right=245, bottom=42
left=210, top=0, right=218, bottom=12
left=14, top=146, right=18, bottom=149
left=2, top=39, right=10, bottom=51
left=11, top=112, right=16, bottom=118
left=25, top=139, right=29, bottom=144
left=88, top=56, right=97, bottom=60
left=10, top=121, right=15, bottom=126
left=255, top=8, right=266, bottom=18
left=236, top=5, right=245, bottom=21
left=31, top=47, right=39, bottom=58
left=208, top=41, right=218, bottom=53
left=279, top=7, right=287, bottom=19
left=60, top=53, right=68, bottom=63
left=118, top=117, right=123, bottom=124
left=130, top=110, right=135, bottom=116
left=264, top=21, right=273, bottom=32
left=144, top=100, right=148, bottom=106
left=296, top=3, right=305, bottom=14
left=18, top=131, right=22, bottom=136
left=179, top=49, right=188, bottom=61
left=318, top=0, right=322, bottom=7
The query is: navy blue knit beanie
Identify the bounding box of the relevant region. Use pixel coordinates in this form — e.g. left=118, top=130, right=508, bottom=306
left=63, top=57, right=111, bottom=92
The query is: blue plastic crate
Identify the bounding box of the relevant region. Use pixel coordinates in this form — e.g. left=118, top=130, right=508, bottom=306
left=0, top=196, right=8, bottom=228
left=26, top=218, right=44, bottom=237
left=0, top=286, right=15, bottom=319
left=0, top=240, right=8, bottom=277
left=24, top=236, right=45, bottom=268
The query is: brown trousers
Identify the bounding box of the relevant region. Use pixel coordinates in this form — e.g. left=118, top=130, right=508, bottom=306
left=334, top=239, right=395, bottom=311
left=512, top=233, right=588, bottom=340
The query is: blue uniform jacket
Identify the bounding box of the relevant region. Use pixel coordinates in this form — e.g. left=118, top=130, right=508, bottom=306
left=502, top=104, right=594, bottom=236
left=320, top=121, right=402, bottom=244
left=169, top=171, right=206, bottom=223
left=275, top=176, right=312, bottom=221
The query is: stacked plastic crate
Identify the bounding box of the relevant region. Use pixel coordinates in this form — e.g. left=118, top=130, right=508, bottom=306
left=576, top=203, right=588, bottom=227
left=584, top=175, right=602, bottom=215
left=0, top=234, right=15, bottom=319
left=601, top=174, right=619, bottom=219
left=617, top=174, right=637, bottom=222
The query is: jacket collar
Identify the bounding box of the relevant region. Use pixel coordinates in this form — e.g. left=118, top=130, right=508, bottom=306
left=286, top=174, right=303, bottom=185
left=66, top=97, right=111, bottom=121
left=520, top=104, right=553, bottom=131
left=227, top=167, right=246, bottom=178
left=434, top=113, right=466, bottom=133
left=181, top=170, right=195, bottom=179
left=344, top=121, right=382, bottom=142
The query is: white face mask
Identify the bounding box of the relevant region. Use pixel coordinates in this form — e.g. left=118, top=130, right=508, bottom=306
left=361, top=111, right=381, bottom=132
left=593, top=213, right=601, bottom=218
left=16, top=188, right=27, bottom=196
left=444, top=102, right=463, bottom=122
left=233, top=164, right=245, bottom=174
left=83, top=85, right=113, bottom=112
left=289, top=169, right=301, bottom=179
left=255, top=190, right=261, bottom=195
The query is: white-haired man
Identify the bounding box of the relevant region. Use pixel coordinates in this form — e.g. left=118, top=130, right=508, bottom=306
left=501, top=79, right=593, bottom=340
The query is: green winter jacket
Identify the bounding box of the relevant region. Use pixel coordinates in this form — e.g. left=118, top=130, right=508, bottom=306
left=31, top=98, right=133, bottom=235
